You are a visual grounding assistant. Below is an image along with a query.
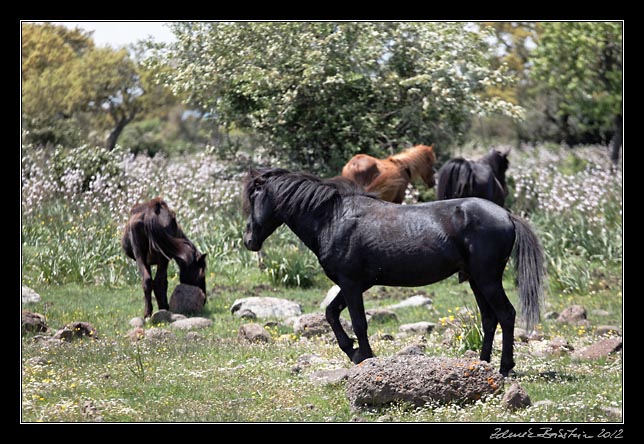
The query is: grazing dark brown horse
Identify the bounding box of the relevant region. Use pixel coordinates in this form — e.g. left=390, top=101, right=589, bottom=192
left=341, top=145, right=437, bottom=203
left=436, top=148, right=510, bottom=207
left=122, top=197, right=207, bottom=318
left=242, top=168, right=545, bottom=376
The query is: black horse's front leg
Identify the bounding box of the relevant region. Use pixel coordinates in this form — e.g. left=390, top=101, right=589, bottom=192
left=325, top=290, right=355, bottom=359
left=342, top=287, right=374, bottom=364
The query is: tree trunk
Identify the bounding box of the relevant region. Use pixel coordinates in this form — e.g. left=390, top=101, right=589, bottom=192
left=106, top=116, right=132, bottom=150
left=610, top=114, right=622, bottom=166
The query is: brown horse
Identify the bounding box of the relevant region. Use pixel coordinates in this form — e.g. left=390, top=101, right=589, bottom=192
left=122, top=197, right=207, bottom=318
left=341, top=145, right=437, bottom=203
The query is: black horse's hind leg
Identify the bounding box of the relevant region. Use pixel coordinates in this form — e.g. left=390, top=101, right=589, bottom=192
left=153, top=258, right=170, bottom=311
left=471, top=278, right=516, bottom=376
left=324, top=290, right=355, bottom=358
left=343, top=287, right=374, bottom=364
left=469, top=280, right=499, bottom=363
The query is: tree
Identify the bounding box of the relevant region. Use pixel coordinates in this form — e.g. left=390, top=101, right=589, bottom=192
left=529, top=22, right=622, bottom=163
left=22, top=23, right=174, bottom=150
left=149, top=22, right=523, bottom=173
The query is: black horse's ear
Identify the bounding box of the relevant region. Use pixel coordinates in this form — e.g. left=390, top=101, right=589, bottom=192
left=249, top=167, right=260, bottom=178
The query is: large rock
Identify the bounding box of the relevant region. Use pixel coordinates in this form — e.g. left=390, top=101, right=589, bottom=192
left=293, top=312, right=352, bottom=338
left=22, top=286, right=41, bottom=304
left=22, top=310, right=47, bottom=335
left=572, top=337, right=622, bottom=360
left=345, top=355, right=503, bottom=410
left=231, top=297, right=302, bottom=320
left=557, top=305, right=589, bottom=326
left=169, top=284, right=206, bottom=315
left=170, top=317, right=213, bottom=330
left=387, top=295, right=432, bottom=310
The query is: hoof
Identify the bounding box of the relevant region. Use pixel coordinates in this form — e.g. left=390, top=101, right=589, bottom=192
left=350, top=349, right=374, bottom=365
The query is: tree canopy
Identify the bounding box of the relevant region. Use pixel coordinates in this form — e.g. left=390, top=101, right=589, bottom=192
left=148, top=22, right=523, bottom=172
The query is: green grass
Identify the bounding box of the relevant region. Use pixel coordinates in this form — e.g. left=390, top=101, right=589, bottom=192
left=22, top=270, right=622, bottom=423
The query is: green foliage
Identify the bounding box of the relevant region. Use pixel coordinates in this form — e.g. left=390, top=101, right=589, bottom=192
left=149, top=22, right=522, bottom=173
left=528, top=22, right=622, bottom=145
left=22, top=23, right=179, bottom=150
left=262, top=245, right=319, bottom=288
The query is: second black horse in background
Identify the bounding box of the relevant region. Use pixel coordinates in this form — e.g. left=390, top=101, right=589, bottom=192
left=436, top=148, right=510, bottom=207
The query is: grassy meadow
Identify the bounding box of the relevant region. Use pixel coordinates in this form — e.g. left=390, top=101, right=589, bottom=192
left=21, top=143, right=623, bottom=423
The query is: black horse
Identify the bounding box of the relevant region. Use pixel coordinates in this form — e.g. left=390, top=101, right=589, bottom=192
left=242, top=168, right=545, bottom=376
left=436, top=148, right=510, bottom=207
left=122, top=197, right=207, bottom=318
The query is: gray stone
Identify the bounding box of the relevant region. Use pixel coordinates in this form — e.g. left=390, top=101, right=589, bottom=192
left=293, top=312, right=352, bottom=338
left=308, top=368, right=350, bottom=386
left=170, top=317, right=213, bottom=330
left=52, top=322, right=98, bottom=342
left=22, top=310, right=47, bottom=335
left=514, top=328, right=529, bottom=343
left=463, top=350, right=479, bottom=359
left=150, top=309, right=174, bottom=325
left=595, top=325, right=622, bottom=336
left=572, top=337, right=622, bottom=360
left=395, top=344, right=426, bottom=356
left=238, top=323, right=272, bottom=343
left=129, top=317, right=145, bottom=328
left=399, top=321, right=435, bottom=335
left=22, top=285, right=41, bottom=304
left=231, top=297, right=302, bottom=320
left=320, top=285, right=341, bottom=309
left=371, top=333, right=395, bottom=342
left=365, top=309, right=398, bottom=324
left=557, top=305, right=589, bottom=325
left=502, top=383, right=532, bottom=411
left=345, top=356, right=503, bottom=410
left=600, top=406, right=622, bottom=419
left=126, top=327, right=145, bottom=342
left=169, top=284, right=206, bottom=315
left=237, top=309, right=257, bottom=320
left=387, top=295, right=432, bottom=310
left=530, top=336, right=573, bottom=357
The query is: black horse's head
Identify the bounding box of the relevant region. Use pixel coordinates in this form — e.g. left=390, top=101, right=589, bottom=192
left=242, top=168, right=288, bottom=251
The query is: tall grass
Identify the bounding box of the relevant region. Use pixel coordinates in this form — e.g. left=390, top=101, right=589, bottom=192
left=22, top=142, right=622, bottom=296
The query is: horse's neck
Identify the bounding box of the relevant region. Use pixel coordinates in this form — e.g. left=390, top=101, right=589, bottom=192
left=480, top=155, right=506, bottom=186
left=390, top=150, right=430, bottom=183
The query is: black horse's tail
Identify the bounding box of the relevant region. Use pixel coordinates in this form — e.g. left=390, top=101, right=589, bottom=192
left=510, top=213, right=546, bottom=332
left=436, top=159, right=473, bottom=200
left=144, top=199, right=192, bottom=263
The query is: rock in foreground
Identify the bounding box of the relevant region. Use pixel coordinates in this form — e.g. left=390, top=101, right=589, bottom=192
left=345, top=355, right=503, bottom=410
left=231, top=296, right=302, bottom=320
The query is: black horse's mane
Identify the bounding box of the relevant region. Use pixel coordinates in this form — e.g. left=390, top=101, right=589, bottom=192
left=243, top=167, right=373, bottom=218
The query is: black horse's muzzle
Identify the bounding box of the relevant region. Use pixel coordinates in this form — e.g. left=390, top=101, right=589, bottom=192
left=243, top=232, right=262, bottom=251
